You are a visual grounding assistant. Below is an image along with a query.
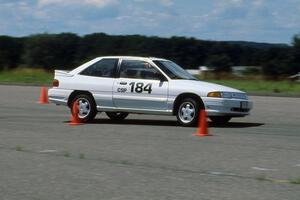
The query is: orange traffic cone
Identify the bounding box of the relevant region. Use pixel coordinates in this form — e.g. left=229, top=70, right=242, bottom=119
left=68, top=100, right=83, bottom=126
left=193, top=109, right=212, bottom=137
left=39, top=87, right=49, bottom=104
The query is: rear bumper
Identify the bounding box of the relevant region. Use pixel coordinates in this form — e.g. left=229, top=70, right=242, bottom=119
left=202, top=97, right=253, bottom=117
left=48, top=88, right=72, bottom=106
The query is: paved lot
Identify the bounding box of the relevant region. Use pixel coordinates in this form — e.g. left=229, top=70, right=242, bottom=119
left=0, top=85, right=300, bottom=200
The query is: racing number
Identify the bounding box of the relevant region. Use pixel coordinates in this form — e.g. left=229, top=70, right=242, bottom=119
left=129, top=82, right=152, bottom=94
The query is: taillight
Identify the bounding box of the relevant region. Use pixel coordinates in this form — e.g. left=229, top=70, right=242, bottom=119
left=53, top=79, right=59, bottom=87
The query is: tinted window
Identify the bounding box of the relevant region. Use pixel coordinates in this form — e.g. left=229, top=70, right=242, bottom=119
left=120, top=60, right=161, bottom=80
left=80, top=59, right=118, bottom=78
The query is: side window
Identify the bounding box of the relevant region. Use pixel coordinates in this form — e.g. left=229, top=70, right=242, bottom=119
left=119, top=60, right=161, bottom=80
left=80, top=59, right=118, bottom=78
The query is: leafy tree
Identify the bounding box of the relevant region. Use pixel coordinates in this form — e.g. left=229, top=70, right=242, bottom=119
left=205, top=54, right=232, bottom=73
left=261, top=47, right=292, bottom=78
left=288, top=34, right=300, bottom=75
left=0, top=36, right=23, bottom=70
left=0, top=31, right=299, bottom=77
left=24, top=33, right=79, bottom=70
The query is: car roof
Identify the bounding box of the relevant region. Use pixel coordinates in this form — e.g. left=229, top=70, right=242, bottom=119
left=70, top=56, right=169, bottom=75
left=96, top=56, right=168, bottom=61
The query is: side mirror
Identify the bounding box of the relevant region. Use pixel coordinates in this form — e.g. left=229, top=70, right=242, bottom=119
left=157, top=73, right=167, bottom=82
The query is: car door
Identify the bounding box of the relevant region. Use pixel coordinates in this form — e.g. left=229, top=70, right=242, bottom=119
left=75, top=58, right=118, bottom=108
left=113, top=59, right=169, bottom=111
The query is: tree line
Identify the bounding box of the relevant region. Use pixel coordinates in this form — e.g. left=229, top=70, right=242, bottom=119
left=0, top=32, right=299, bottom=78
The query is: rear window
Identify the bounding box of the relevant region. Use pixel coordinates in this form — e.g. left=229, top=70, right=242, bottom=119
left=80, top=59, right=118, bottom=78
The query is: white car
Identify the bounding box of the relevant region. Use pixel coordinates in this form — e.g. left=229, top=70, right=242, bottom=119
left=49, top=56, right=252, bottom=126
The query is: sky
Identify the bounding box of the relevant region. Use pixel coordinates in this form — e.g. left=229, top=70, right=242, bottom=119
left=0, top=0, right=300, bottom=44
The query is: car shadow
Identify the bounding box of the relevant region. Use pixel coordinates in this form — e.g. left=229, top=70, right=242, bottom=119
left=85, top=119, right=179, bottom=127
left=78, top=119, right=265, bottom=128
left=209, top=122, right=265, bottom=128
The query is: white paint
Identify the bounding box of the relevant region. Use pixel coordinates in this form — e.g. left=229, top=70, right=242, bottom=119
left=39, top=149, right=58, bottom=153
left=295, top=164, right=300, bottom=167
left=209, top=171, right=236, bottom=176
left=252, top=167, right=278, bottom=171
left=49, top=56, right=252, bottom=120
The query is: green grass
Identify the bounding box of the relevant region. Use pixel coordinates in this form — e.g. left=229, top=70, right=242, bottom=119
left=79, top=153, right=85, bottom=159
left=0, top=68, right=299, bottom=96
left=290, top=178, right=300, bottom=184
left=63, top=151, right=70, bottom=158
left=15, top=145, right=23, bottom=151
left=0, top=68, right=53, bottom=85
left=255, top=174, right=269, bottom=182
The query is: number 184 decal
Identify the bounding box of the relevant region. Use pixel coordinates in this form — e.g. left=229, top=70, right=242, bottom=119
left=130, top=82, right=152, bottom=94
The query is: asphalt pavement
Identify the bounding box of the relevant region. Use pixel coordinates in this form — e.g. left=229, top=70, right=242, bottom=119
left=0, top=85, right=300, bottom=200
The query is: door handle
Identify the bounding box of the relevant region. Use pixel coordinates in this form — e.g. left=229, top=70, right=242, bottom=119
left=119, top=82, right=127, bottom=85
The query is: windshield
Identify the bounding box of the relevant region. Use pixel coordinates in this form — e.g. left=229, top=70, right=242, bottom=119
left=153, top=60, right=197, bottom=80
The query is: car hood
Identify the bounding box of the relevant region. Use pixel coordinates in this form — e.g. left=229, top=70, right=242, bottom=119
left=171, top=80, right=244, bottom=94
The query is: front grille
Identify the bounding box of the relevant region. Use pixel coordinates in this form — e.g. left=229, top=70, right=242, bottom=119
left=231, top=108, right=250, bottom=112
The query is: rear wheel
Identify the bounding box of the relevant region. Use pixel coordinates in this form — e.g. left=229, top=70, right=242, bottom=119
left=71, top=94, right=97, bottom=122
left=209, top=116, right=231, bottom=124
left=176, top=98, right=200, bottom=127
left=106, top=112, right=129, bottom=121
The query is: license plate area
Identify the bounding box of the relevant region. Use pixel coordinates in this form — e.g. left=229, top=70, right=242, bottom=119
left=240, top=101, right=248, bottom=109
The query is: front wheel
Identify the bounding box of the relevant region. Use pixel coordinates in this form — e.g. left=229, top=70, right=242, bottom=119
left=106, top=112, right=129, bottom=121
left=176, top=98, right=200, bottom=127
left=209, top=116, right=231, bottom=124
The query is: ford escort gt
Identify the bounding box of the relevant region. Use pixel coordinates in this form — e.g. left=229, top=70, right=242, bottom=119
left=48, top=56, right=253, bottom=126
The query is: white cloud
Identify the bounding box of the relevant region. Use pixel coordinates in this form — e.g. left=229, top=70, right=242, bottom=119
left=1, top=0, right=299, bottom=43
left=253, top=0, right=265, bottom=7
left=133, top=0, right=173, bottom=6
left=229, top=0, right=244, bottom=5
left=38, top=0, right=117, bottom=7
left=160, top=0, right=173, bottom=6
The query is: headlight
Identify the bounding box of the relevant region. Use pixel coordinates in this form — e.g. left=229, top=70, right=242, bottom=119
left=207, top=92, right=222, bottom=98
left=232, top=92, right=248, bottom=99
left=221, top=92, right=232, bottom=98
left=207, top=91, right=248, bottom=99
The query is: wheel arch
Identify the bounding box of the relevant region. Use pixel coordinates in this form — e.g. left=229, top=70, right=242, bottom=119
left=173, top=93, right=205, bottom=115
left=67, top=90, right=96, bottom=108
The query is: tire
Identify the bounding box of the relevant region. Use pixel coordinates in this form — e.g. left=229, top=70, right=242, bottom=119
left=176, top=98, right=200, bottom=127
left=209, top=116, right=231, bottom=124
left=106, top=112, right=129, bottom=121
left=71, top=94, right=97, bottom=122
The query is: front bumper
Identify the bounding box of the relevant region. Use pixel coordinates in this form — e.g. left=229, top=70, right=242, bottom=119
left=202, top=97, right=253, bottom=117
